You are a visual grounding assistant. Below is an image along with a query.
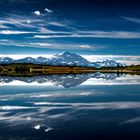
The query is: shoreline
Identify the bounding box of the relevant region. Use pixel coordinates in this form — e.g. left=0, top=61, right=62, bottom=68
left=0, top=64, right=140, bottom=76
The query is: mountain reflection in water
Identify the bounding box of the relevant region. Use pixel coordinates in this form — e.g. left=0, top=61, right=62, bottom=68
left=0, top=72, right=138, bottom=88
left=0, top=73, right=140, bottom=140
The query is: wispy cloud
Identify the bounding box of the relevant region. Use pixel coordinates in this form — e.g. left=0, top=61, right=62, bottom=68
left=0, top=8, right=140, bottom=55
left=33, top=101, right=140, bottom=109
left=79, top=45, right=92, bottom=49
left=0, top=14, right=44, bottom=29
left=0, top=106, right=35, bottom=111
left=0, top=39, right=102, bottom=50
left=0, top=30, right=36, bottom=34
left=122, top=16, right=140, bottom=24
left=0, top=12, right=70, bottom=32
left=38, top=27, right=56, bottom=34
left=121, top=117, right=140, bottom=125
left=45, top=8, right=53, bottom=13
left=33, top=31, right=140, bottom=39
left=47, top=21, right=66, bottom=27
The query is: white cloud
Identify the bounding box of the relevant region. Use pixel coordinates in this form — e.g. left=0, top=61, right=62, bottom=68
left=80, top=45, right=91, bottom=49
left=34, top=11, right=41, bottom=16
left=0, top=106, right=34, bottom=110
left=33, top=102, right=140, bottom=109
left=27, top=42, right=100, bottom=50
left=33, top=35, right=52, bottom=38
left=0, top=40, right=59, bottom=48
left=45, top=127, right=53, bottom=133
left=34, top=125, right=41, bottom=130
left=29, top=42, right=52, bottom=47
left=33, top=31, right=140, bottom=39
left=0, top=30, right=36, bottom=34
left=45, top=8, right=53, bottom=13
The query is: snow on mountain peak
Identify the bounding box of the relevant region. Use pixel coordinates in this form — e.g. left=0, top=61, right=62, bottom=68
left=0, top=52, right=123, bottom=67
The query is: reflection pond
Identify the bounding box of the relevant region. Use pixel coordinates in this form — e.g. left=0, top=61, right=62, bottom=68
left=0, top=73, right=140, bottom=140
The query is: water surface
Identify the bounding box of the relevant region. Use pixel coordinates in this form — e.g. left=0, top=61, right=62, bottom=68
left=0, top=73, right=140, bottom=140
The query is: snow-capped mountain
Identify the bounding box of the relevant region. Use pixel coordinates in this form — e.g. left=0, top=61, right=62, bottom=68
left=47, top=52, right=89, bottom=66
left=0, top=57, right=13, bottom=64
left=0, top=52, right=123, bottom=67
left=90, top=60, right=122, bottom=68
left=14, top=57, right=36, bottom=64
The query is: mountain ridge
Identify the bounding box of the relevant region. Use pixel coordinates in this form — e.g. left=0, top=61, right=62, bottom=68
left=0, top=52, right=123, bottom=68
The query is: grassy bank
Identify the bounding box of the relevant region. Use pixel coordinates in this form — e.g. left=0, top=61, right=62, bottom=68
left=0, top=64, right=140, bottom=76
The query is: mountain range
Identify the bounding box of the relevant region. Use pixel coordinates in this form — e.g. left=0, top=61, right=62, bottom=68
left=0, top=52, right=123, bottom=68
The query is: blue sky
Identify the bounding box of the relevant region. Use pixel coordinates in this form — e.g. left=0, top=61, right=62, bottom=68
left=0, top=0, right=140, bottom=58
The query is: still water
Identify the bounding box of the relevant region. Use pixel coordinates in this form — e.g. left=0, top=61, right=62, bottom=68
left=0, top=73, right=140, bottom=140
